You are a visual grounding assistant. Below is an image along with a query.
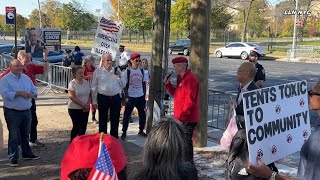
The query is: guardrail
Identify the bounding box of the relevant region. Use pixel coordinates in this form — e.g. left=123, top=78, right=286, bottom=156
left=287, top=48, right=320, bottom=63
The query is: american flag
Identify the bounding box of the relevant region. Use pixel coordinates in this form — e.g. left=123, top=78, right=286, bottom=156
left=100, top=17, right=121, bottom=33
left=89, top=142, right=118, bottom=180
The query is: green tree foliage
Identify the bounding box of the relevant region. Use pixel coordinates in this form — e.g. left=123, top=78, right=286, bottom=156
left=280, top=16, right=294, bottom=37
left=211, top=3, right=233, bottom=30
left=170, top=0, right=191, bottom=34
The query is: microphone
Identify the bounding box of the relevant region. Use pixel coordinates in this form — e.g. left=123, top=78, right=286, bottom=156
left=166, top=71, right=174, bottom=79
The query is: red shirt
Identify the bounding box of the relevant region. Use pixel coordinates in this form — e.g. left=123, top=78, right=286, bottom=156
left=165, top=70, right=200, bottom=123
left=0, top=64, right=44, bottom=85
left=83, top=65, right=96, bottom=81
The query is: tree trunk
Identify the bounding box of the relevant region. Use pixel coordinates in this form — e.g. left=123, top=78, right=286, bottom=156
left=129, top=30, right=132, bottom=42
left=146, top=0, right=165, bottom=134
left=241, top=0, right=254, bottom=42
left=143, top=29, right=146, bottom=44
left=190, top=0, right=210, bottom=147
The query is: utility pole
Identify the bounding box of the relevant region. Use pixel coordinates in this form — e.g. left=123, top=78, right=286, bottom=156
left=291, top=0, right=299, bottom=58
left=190, top=0, right=210, bottom=147
left=146, top=0, right=165, bottom=133
left=37, top=0, right=42, bottom=28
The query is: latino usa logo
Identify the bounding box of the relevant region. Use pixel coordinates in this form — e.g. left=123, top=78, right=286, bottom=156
left=287, top=134, right=293, bottom=143
left=257, top=149, right=263, bottom=159
left=299, top=98, right=305, bottom=107
left=275, top=105, right=281, bottom=114
left=271, top=145, right=277, bottom=155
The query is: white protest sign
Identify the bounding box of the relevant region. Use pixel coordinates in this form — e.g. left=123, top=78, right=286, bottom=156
left=243, top=80, right=310, bottom=166
left=91, top=17, right=124, bottom=61
left=153, top=100, right=161, bottom=124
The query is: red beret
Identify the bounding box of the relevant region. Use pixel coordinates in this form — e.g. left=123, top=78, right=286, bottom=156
left=130, top=53, right=140, bottom=60
left=172, top=56, right=188, bottom=64
left=60, top=133, right=127, bottom=180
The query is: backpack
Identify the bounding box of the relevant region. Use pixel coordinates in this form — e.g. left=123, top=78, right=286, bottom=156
left=226, top=117, right=278, bottom=180
left=123, top=68, right=146, bottom=98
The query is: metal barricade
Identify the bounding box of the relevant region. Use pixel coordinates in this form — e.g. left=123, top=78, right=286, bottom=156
left=0, top=53, right=14, bottom=73
left=208, top=90, right=236, bottom=130
left=287, top=48, right=319, bottom=63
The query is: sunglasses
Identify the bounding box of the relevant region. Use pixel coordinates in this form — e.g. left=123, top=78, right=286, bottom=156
left=308, top=89, right=320, bottom=97
left=135, top=59, right=141, bottom=62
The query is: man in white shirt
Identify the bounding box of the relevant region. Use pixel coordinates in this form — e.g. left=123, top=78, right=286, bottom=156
left=91, top=53, right=126, bottom=139
left=121, top=53, right=149, bottom=140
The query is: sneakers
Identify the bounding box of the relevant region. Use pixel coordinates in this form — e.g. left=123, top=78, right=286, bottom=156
left=138, top=131, right=147, bottom=137
left=121, top=132, right=127, bottom=141
left=29, top=140, right=45, bottom=147
left=9, top=160, right=18, bottom=167
left=22, top=154, right=40, bottom=160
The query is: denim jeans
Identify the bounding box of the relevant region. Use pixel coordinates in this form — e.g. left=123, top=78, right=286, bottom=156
left=3, top=108, right=33, bottom=161
left=98, top=93, right=121, bottom=139
left=122, top=96, right=146, bottom=133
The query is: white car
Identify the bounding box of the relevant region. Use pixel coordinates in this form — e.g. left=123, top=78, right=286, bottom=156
left=214, top=42, right=265, bottom=60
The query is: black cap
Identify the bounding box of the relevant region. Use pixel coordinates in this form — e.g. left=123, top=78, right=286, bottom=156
left=119, top=45, right=125, bottom=48
left=249, top=50, right=259, bottom=57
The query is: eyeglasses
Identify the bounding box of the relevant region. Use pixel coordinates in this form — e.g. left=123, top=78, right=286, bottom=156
left=308, top=89, right=320, bottom=97
left=135, top=59, right=141, bottom=62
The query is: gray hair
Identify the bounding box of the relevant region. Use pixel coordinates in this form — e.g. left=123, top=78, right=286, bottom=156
left=82, top=55, right=95, bottom=66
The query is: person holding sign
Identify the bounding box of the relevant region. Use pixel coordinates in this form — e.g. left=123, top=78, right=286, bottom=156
left=164, top=56, right=200, bottom=165
left=247, top=81, right=320, bottom=180
left=248, top=51, right=265, bottom=88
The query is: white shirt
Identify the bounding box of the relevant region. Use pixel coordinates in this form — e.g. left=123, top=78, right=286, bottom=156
left=68, top=79, right=91, bottom=109
left=237, top=81, right=253, bottom=104
left=123, top=67, right=150, bottom=98
left=91, top=66, right=126, bottom=104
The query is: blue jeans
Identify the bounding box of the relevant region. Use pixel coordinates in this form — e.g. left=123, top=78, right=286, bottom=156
left=3, top=108, right=33, bottom=161
left=122, top=96, right=146, bottom=133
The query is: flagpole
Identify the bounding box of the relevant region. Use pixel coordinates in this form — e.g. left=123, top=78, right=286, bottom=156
left=98, top=132, right=104, bottom=157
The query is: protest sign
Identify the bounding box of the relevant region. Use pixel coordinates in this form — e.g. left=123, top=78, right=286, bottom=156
left=243, top=80, right=311, bottom=165
left=91, top=17, right=124, bottom=61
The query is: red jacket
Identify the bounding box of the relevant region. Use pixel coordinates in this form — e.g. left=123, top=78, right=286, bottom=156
left=0, top=64, right=44, bottom=85
left=165, top=70, right=200, bottom=123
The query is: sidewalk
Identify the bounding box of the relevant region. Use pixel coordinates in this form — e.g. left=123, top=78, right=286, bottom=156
left=0, top=86, right=299, bottom=179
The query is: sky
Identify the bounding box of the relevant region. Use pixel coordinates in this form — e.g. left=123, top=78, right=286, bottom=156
left=0, top=0, right=109, bottom=18
left=1, top=0, right=282, bottom=18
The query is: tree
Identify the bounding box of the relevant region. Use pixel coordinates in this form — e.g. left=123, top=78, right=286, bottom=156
left=41, top=0, right=62, bottom=28
left=0, top=14, right=28, bottom=34
left=170, top=0, right=191, bottom=34
left=280, top=16, right=294, bottom=37
left=190, top=0, right=210, bottom=147
left=210, top=2, right=233, bottom=30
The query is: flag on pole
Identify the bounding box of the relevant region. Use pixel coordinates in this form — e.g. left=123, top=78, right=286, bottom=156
left=88, top=134, right=118, bottom=180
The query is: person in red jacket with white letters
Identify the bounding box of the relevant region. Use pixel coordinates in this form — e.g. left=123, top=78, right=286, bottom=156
left=164, top=56, right=200, bottom=165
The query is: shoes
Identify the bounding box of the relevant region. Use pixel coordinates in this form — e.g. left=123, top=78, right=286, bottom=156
left=22, top=154, right=40, bottom=160
left=121, top=132, right=126, bottom=141
left=9, top=160, right=18, bottom=167
left=29, top=140, right=45, bottom=147
left=138, top=131, right=147, bottom=137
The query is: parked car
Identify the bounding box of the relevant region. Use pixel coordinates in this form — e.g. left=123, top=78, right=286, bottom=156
left=214, top=42, right=265, bottom=60
left=168, top=39, right=190, bottom=56
left=0, top=44, right=15, bottom=54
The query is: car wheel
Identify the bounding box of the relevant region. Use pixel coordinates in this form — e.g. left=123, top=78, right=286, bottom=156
left=168, top=48, right=172, bottom=54
left=216, top=50, right=222, bottom=58
left=183, top=49, right=189, bottom=56
left=241, top=51, right=248, bottom=60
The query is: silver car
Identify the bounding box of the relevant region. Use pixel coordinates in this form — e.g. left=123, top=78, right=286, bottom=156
left=214, top=42, right=265, bottom=60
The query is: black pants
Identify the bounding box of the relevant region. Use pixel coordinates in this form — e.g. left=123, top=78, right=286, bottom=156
left=98, top=93, right=121, bottom=139
left=122, top=96, right=146, bottom=133
left=68, top=109, right=89, bottom=142
left=182, top=122, right=197, bottom=164
left=30, top=98, right=38, bottom=143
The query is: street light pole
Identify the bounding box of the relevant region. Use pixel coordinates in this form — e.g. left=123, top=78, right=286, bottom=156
left=291, top=0, right=299, bottom=58
left=37, top=0, right=42, bottom=28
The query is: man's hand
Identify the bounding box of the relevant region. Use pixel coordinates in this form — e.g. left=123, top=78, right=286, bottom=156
left=27, top=93, right=35, bottom=99
left=247, top=159, right=272, bottom=178
left=16, top=91, right=30, bottom=98
left=163, top=74, right=171, bottom=84
left=116, top=70, right=121, bottom=79
left=43, top=48, right=48, bottom=58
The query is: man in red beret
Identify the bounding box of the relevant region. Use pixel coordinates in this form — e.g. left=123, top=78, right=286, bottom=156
left=61, top=133, right=127, bottom=180
left=163, top=56, right=200, bottom=165
left=121, top=53, right=150, bottom=140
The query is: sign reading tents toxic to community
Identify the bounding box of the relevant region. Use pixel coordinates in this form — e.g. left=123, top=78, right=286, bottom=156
left=243, top=80, right=311, bottom=166
left=91, top=17, right=124, bottom=60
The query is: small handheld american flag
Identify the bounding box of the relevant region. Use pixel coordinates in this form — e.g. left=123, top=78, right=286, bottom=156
left=88, top=133, right=118, bottom=180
